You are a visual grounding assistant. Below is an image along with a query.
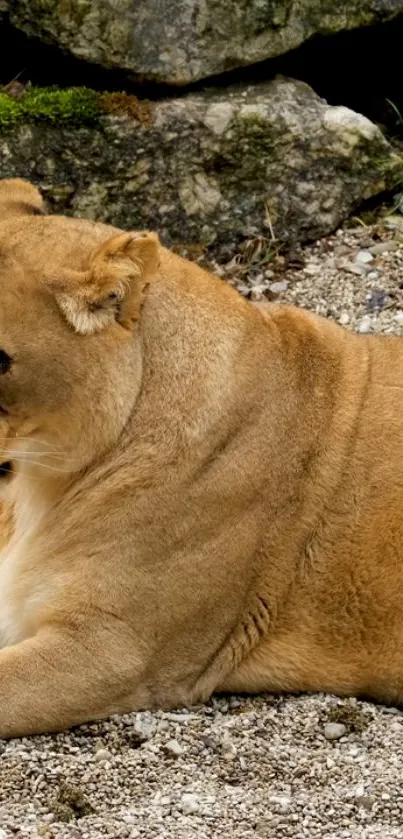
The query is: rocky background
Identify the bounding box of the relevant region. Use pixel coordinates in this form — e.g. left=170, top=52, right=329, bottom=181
left=0, top=1, right=402, bottom=257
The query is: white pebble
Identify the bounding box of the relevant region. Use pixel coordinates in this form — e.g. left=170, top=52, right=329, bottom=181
left=355, top=250, right=374, bottom=265
left=343, top=262, right=366, bottom=276
left=303, top=264, right=319, bottom=276
left=269, top=280, right=288, bottom=294
left=358, top=318, right=372, bottom=334
left=222, top=741, right=237, bottom=761
left=94, top=748, right=112, bottom=763
left=164, top=739, right=184, bottom=756
left=134, top=713, right=156, bottom=738
left=339, top=312, right=350, bottom=326
left=269, top=794, right=292, bottom=814
left=181, top=793, right=200, bottom=815
left=324, top=722, right=347, bottom=740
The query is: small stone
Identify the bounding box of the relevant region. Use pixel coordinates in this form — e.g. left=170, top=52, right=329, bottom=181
left=250, top=286, right=266, bottom=300
left=133, top=713, right=156, bottom=739
left=122, top=813, right=136, bottom=825
left=334, top=244, right=351, bottom=257
left=181, top=793, right=200, bottom=815
left=222, top=740, right=237, bottom=761
left=164, top=739, right=184, bottom=757
left=269, top=280, right=288, bottom=294
left=356, top=796, right=375, bottom=811
left=303, top=264, right=320, bottom=276
left=342, top=262, right=366, bottom=276
left=269, top=795, right=292, bottom=814
left=163, top=711, right=198, bottom=723
left=355, top=250, right=374, bottom=265
left=383, top=214, right=403, bottom=231
left=358, top=318, right=372, bottom=334
left=367, top=271, right=380, bottom=281
left=394, top=312, right=403, bottom=325
left=367, top=289, right=387, bottom=311
left=369, top=241, right=398, bottom=255
left=389, top=720, right=403, bottom=733
left=339, top=312, right=350, bottom=326
left=324, top=722, right=347, bottom=740
left=94, top=748, right=112, bottom=763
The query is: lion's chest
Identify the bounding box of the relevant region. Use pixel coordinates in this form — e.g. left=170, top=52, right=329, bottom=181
left=0, top=492, right=49, bottom=648
left=0, top=538, right=31, bottom=647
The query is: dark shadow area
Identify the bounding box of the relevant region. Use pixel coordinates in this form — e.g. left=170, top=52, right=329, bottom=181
left=0, top=18, right=158, bottom=95
left=0, top=13, right=402, bottom=136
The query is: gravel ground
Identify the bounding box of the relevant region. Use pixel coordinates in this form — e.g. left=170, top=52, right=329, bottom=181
left=3, top=218, right=403, bottom=839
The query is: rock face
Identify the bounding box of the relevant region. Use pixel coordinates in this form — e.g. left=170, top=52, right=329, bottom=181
left=6, top=0, right=403, bottom=84
left=0, top=78, right=400, bottom=253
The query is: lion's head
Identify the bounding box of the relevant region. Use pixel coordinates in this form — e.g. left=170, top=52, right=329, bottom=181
left=0, top=179, right=160, bottom=478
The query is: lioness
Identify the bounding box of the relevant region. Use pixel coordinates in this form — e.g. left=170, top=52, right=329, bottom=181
left=0, top=178, right=401, bottom=737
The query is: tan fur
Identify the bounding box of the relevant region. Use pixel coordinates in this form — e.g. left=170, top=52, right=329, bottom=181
left=0, top=179, right=401, bottom=737
left=0, top=178, right=45, bottom=220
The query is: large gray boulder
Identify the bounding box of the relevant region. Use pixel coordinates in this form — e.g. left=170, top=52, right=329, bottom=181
left=5, top=0, right=403, bottom=84
left=0, top=78, right=400, bottom=253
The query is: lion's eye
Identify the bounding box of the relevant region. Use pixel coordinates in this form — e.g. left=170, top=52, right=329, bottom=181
left=0, top=461, right=12, bottom=478
left=0, top=350, right=12, bottom=374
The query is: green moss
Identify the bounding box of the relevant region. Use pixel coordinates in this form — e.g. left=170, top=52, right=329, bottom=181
left=0, top=86, right=154, bottom=131
left=0, top=96, right=24, bottom=127
left=0, top=86, right=100, bottom=129
left=21, top=86, right=101, bottom=126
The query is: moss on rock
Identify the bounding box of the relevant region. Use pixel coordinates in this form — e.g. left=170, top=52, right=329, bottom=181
left=0, top=86, right=153, bottom=130
left=23, top=86, right=101, bottom=125
left=0, top=94, right=23, bottom=127
left=0, top=78, right=400, bottom=255
left=0, top=86, right=100, bottom=128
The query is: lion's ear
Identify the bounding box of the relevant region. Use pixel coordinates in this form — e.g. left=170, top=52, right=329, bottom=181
left=0, top=178, right=46, bottom=219
left=49, top=231, right=160, bottom=335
